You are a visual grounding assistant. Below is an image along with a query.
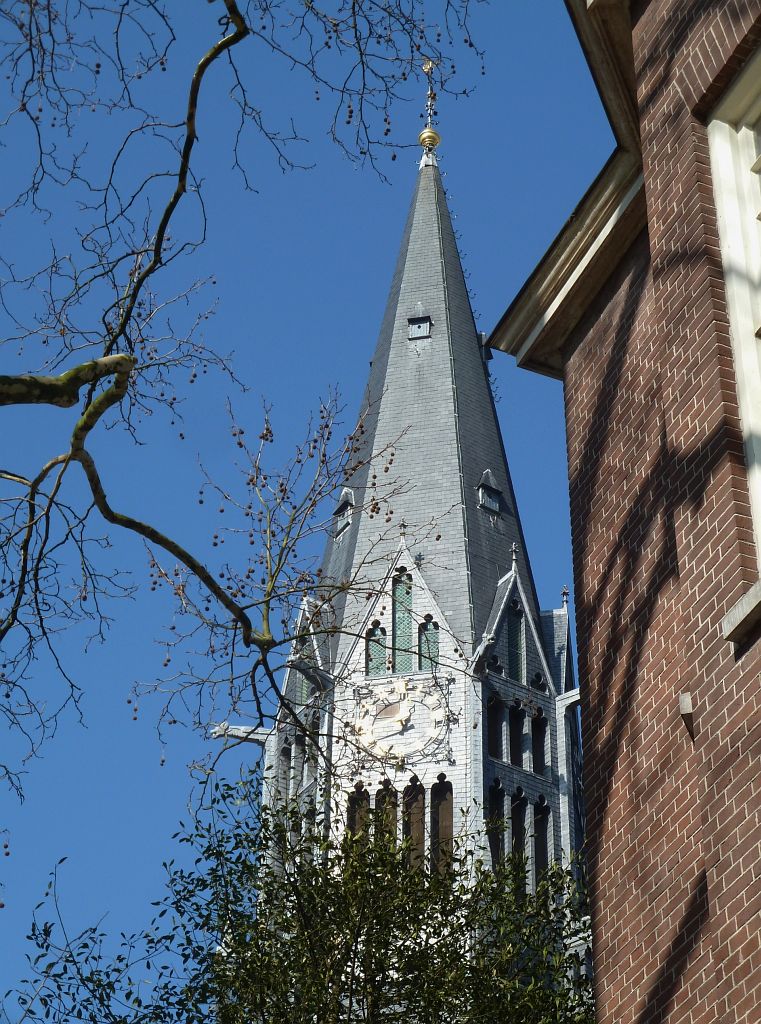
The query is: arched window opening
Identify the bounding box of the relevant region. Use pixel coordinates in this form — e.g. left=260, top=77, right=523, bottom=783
left=392, top=569, right=414, bottom=673
left=534, top=797, right=551, bottom=881
left=430, top=773, right=453, bottom=874
left=507, top=600, right=525, bottom=683
left=402, top=775, right=425, bottom=869
left=375, top=780, right=398, bottom=842
left=347, top=781, right=370, bottom=839
left=487, top=779, right=505, bottom=868
left=291, top=735, right=307, bottom=795
left=303, top=712, right=320, bottom=793
left=532, top=713, right=548, bottom=777
left=511, top=788, right=527, bottom=858
left=508, top=703, right=524, bottom=768
left=365, top=620, right=387, bottom=677
left=487, top=693, right=504, bottom=760
left=278, top=743, right=292, bottom=804
left=302, top=797, right=317, bottom=863
left=418, top=615, right=440, bottom=670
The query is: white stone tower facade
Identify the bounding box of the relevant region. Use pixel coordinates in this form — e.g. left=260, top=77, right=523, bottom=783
left=264, top=137, right=583, bottom=882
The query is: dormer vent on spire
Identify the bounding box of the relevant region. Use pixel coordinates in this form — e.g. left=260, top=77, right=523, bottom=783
left=478, top=469, right=502, bottom=514
left=408, top=301, right=433, bottom=340
left=333, top=487, right=354, bottom=538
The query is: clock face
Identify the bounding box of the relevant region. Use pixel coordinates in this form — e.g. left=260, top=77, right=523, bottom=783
left=356, top=678, right=447, bottom=761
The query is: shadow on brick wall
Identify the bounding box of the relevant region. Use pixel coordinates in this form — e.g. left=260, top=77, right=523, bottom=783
left=567, top=238, right=742, bottom=1017
left=637, top=869, right=709, bottom=1024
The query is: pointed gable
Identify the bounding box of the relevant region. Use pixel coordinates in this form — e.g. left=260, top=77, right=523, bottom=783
left=339, top=543, right=459, bottom=682
left=479, top=571, right=558, bottom=696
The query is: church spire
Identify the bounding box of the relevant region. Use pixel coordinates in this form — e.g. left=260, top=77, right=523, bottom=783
left=266, top=101, right=584, bottom=878
left=321, top=115, right=542, bottom=668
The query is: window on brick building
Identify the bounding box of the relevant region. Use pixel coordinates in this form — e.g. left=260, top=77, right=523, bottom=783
left=708, top=47, right=761, bottom=563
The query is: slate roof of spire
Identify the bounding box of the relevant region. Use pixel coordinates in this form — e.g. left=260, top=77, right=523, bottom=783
left=320, top=155, right=542, bottom=669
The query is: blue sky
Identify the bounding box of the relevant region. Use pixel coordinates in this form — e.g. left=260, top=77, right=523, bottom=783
left=0, top=1, right=613, bottom=999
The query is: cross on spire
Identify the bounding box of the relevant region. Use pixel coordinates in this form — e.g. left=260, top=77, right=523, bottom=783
left=423, top=58, right=437, bottom=129
left=418, top=58, right=441, bottom=158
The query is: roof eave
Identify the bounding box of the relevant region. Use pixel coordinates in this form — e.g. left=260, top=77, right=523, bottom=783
left=489, top=0, right=645, bottom=378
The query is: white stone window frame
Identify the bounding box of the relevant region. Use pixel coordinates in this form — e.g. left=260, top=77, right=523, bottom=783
left=708, top=46, right=761, bottom=641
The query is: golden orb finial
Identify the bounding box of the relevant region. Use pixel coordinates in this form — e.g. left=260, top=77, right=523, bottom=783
left=418, top=126, right=441, bottom=152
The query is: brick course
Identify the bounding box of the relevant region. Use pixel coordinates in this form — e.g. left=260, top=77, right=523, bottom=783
left=563, top=3, right=761, bottom=1022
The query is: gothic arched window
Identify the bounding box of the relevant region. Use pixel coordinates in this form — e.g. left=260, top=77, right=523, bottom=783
left=507, top=599, right=525, bottom=683
left=511, top=788, right=527, bottom=859
left=534, top=796, right=551, bottom=881
left=392, top=569, right=414, bottom=673
left=347, top=782, right=370, bottom=839
left=278, top=743, right=292, bottom=804
left=402, top=775, right=425, bottom=869
left=291, top=736, right=306, bottom=795
left=418, top=615, right=440, bottom=670
left=532, top=713, right=548, bottom=777
left=430, top=773, right=453, bottom=874
left=487, top=779, right=505, bottom=867
left=487, top=693, right=504, bottom=760
left=375, top=780, right=398, bottom=842
left=509, top=702, right=524, bottom=768
left=365, top=620, right=387, bottom=677
left=303, top=711, right=320, bottom=794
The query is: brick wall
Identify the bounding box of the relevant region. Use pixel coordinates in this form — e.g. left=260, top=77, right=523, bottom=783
left=563, top=3, right=761, bottom=1022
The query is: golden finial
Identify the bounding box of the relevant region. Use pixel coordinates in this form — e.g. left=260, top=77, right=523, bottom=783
left=419, top=58, right=441, bottom=153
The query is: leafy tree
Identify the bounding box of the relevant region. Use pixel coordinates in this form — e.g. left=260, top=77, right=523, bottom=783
left=0, top=1, right=483, bottom=793
left=6, top=775, right=594, bottom=1024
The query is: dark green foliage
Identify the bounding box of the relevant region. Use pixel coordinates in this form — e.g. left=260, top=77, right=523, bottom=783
left=6, top=776, right=593, bottom=1024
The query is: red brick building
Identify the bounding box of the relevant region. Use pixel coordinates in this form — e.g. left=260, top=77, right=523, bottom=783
left=490, top=3, right=761, bottom=1022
